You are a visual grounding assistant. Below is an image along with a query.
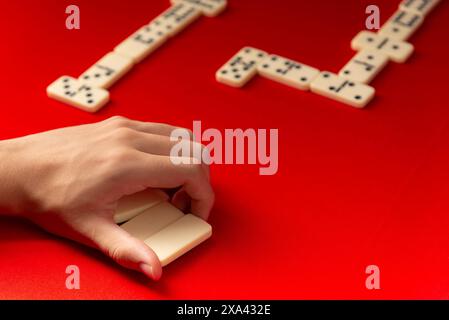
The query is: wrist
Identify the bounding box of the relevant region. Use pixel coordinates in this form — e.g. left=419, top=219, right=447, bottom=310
left=0, top=138, right=31, bottom=216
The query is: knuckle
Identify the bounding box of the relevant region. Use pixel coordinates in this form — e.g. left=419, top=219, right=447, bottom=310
left=108, top=245, right=123, bottom=263
left=108, top=239, right=141, bottom=264
left=107, top=115, right=129, bottom=127
left=112, top=127, right=135, bottom=142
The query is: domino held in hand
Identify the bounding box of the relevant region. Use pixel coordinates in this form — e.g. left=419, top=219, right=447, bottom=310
left=144, top=214, right=212, bottom=267
left=121, top=202, right=212, bottom=266
left=121, top=202, right=184, bottom=241
left=114, top=189, right=169, bottom=224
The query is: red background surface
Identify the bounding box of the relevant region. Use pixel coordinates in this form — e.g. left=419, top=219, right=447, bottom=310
left=1, top=0, right=449, bottom=299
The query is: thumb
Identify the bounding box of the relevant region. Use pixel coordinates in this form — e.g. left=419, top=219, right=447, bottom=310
left=83, top=216, right=163, bottom=280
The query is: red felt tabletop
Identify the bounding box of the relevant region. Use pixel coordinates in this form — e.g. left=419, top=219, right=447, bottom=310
left=0, top=0, right=448, bottom=299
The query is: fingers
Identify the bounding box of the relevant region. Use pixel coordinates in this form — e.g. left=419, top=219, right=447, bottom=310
left=107, top=126, right=211, bottom=180
left=124, top=153, right=214, bottom=220
left=130, top=132, right=207, bottom=163
left=101, top=116, right=214, bottom=219
left=81, top=216, right=163, bottom=280
left=104, top=116, right=209, bottom=168
left=171, top=188, right=191, bottom=212
left=129, top=132, right=179, bottom=156
left=103, top=116, right=193, bottom=140
left=137, top=135, right=211, bottom=180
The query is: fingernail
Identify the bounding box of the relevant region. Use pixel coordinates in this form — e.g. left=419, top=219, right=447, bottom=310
left=139, top=262, right=155, bottom=280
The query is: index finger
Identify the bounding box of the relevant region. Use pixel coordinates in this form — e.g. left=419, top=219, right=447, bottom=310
left=122, top=152, right=215, bottom=220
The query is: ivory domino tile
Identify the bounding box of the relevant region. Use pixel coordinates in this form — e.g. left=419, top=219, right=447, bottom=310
left=170, top=0, right=227, bottom=17
left=216, top=47, right=268, bottom=87
left=311, top=71, right=375, bottom=108
left=47, top=76, right=109, bottom=113
left=351, top=31, right=414, bottom=63
left=114, top=189, right=169, bottom=224
left=121, top=201, right=212, bottom=266
left=257, top=54, right=320, bottom=91
left=400, top=0, right=441, bottom=16
left=144, top=214, right=212, bottom=266
left=79, top=52, right=134, bottom=89
left=379, top=9, right=424, bottom=41
left=152, top=3, right=202, bottom=37
left=121, top=202, right=185, bottom=241
left=338, top=50, right=389, bottom=84
left=114, top=23, right=167, bottom=63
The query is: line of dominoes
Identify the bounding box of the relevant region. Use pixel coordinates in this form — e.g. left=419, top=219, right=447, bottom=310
left=47, top=0, right=228, bottom=113
left=216, top=0, right=440, bottom=108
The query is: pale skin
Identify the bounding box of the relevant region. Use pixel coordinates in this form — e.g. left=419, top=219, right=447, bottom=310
left=0, top=116, right=214, bottom=281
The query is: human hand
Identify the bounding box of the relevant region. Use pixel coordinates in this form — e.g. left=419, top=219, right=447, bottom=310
left=0, top=116, right=214, bottom=280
